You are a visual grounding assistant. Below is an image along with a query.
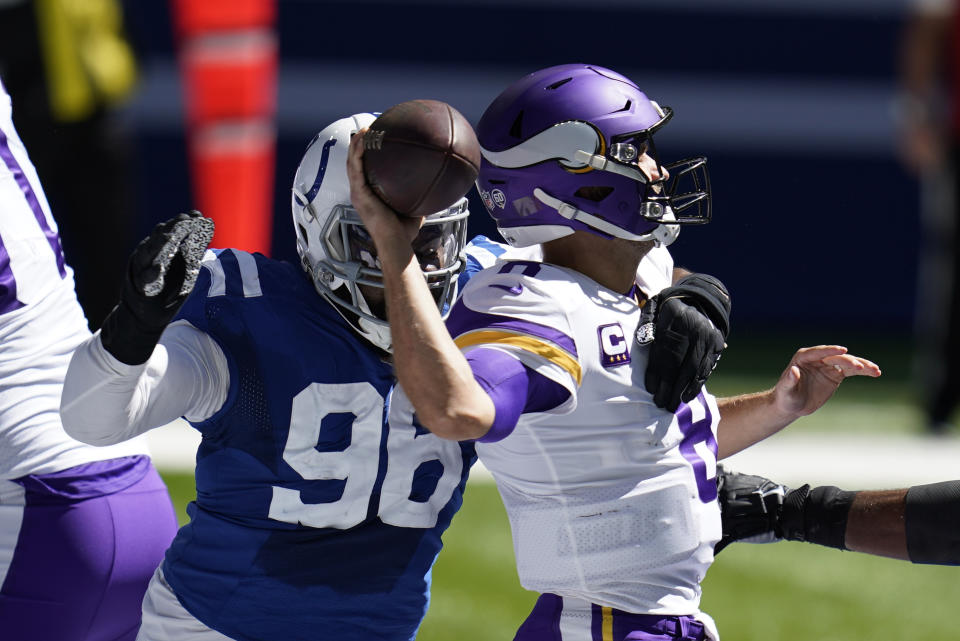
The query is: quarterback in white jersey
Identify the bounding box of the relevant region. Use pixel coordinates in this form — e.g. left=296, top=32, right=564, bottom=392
left=348, top=64, right=879, bottom=641
left=0, top=78, right=177, bottom=640
left=452, top=255, right=720, bottom=615
left=447, top=235, right=720, bottom=627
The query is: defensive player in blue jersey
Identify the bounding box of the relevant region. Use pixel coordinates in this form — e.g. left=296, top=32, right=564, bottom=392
left=0, top=78, right=178, bottom=641
left=60, top=113, right=474, bottom=641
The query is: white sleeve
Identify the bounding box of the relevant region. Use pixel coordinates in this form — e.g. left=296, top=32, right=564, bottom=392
left=60, top=320, right=230, bottom=445
left=636, top=244, right=674, bottom=297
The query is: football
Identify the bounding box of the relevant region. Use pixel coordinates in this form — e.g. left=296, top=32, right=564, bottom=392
left=362, top=99, right=481, bottom=218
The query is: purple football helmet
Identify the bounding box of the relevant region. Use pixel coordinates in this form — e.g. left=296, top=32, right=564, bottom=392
left=476, top=63, right=710, bottom=247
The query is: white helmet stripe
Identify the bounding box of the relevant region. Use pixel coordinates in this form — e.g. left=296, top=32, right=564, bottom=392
left=480, top=121, right=599, bottom=169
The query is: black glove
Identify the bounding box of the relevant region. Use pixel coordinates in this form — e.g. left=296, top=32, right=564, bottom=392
left=715, top=467, right=856, bottom=554
left=100, top=211, right=215, bottom=365
left=715, top=466, right=787, bottom=554
left=638, top=273, right=731, bottom=412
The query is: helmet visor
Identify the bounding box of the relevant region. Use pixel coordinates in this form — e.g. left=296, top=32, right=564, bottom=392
left=342, top=201, right=467, bottom=278
left=333, top=198, right=469, bottom=312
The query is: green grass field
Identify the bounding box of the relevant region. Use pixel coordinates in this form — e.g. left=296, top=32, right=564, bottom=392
left=155, top=336, right=959, bottom=640
left=157, top=469, right=958, bottom=641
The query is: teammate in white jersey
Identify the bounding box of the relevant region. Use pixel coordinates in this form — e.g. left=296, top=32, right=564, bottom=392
left=0, top=78, right=178, bottom=641
left=347, top=64, right=880, bottom=641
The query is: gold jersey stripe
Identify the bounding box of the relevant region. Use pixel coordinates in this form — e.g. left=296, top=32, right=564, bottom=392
left=453, top=330, right=582, bottom=385
left=601, top=606, right=613, bottom=641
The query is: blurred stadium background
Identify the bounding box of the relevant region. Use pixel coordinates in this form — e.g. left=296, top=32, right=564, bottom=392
left=10, top=0, right=960, bottom=638
left=122, top=0, right=920, bottom=337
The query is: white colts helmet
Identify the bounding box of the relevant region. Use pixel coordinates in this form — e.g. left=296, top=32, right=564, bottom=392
left=291, top=113, right=470, bottom=353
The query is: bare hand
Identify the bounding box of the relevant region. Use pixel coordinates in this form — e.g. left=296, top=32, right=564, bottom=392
left=772, top=345, right=880, bottom=418
left=346, top=128, right=423, bottom=250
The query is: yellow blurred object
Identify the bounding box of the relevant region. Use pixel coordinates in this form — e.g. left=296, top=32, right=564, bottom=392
left=34, top=0, right=137, bottom=122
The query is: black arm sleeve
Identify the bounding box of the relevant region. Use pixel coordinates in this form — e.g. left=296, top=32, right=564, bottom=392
left=905, top=480, right=960, bottom=565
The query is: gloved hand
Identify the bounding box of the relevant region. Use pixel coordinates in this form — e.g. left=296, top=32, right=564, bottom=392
left=715, top=466, right=788, bottom=554
left=100, top=211, right=214, bottom=365
left=715, top=466, right=856, bottom=554
left=638, top=273, right=730, bottom=411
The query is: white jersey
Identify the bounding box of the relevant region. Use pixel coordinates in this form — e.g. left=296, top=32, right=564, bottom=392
left=462, top=235, right=674, bottom=297
left=0, top=78, right=147, bottom=479
left=454, top=244, right=721, bottom=616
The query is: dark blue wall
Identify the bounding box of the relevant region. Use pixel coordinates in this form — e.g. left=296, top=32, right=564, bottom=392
left=120, top=0, right=920, bottom=335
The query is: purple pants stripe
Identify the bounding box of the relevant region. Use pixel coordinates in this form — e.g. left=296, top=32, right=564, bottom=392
left=515, top=594, right=707, bottom=641
left=0, top=242, right=23, bottom=315
left=0, top=457, right=179, bottom=641
left=0, top=126, right=67, bottom=312
left=591, top=603, right=604, bottom=641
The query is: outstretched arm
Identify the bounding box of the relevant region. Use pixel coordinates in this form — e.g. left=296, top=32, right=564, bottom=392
left=61, top=322, right=228, bottom=445
left=845, top=489, right=910, bottom=560
left=716, top=346, right=880, bottom=459
left=716, top=468, right=960, bottom=565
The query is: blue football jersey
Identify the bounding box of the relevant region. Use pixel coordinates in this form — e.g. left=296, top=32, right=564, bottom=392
left=162, top=249, right=475, bottom=641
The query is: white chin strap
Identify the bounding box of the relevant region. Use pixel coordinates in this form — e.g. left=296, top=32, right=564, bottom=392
left=317, top=277, right=393, bottom=353
left=532, top=188, right=679, bottom=247
left=354, top=290, right=392, bottom=353
left=358, top=315, right=392, bottom=353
